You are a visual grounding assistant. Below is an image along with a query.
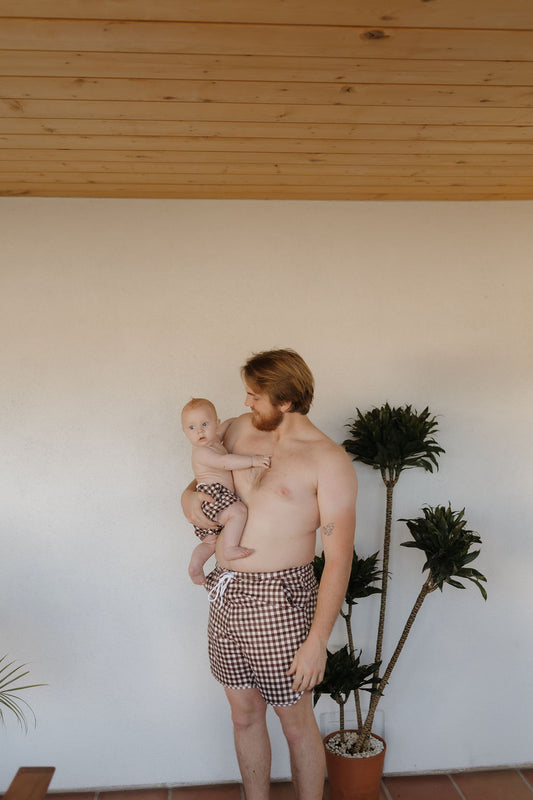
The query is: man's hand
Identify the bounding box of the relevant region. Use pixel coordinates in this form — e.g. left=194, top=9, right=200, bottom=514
left=286, top=634, right=327, bottom=693
left=181, top=485, right=217, bottom=529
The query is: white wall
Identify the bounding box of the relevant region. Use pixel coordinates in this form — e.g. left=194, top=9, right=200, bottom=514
left=1, top=198, right=531, bottom=789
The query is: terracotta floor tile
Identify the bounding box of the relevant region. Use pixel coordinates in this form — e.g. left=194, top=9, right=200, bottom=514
left=270, top=782, right=296, bottom=798
left=452, top=769, right=533, bottom=800
left=99, top=791, right=168, bottom=800
left=383, top=774, right=460, bottom=800
left=323, top=781, right=387, bottom=799
left=2, top=769, right=526, bottom=800
left=48, top=794, right=95, bottom=800
left=170, top=785, right=241, bottom=799
left=520, top=769, right=533, bottom=790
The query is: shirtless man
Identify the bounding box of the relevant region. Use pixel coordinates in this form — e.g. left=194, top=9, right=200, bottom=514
left=182, top=349, right=357, bottom=800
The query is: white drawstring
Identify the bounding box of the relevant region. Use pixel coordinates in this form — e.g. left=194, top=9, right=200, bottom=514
left=208, top=570, right=235, bottom=607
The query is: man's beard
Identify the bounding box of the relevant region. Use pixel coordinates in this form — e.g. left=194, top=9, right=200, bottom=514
left=251, top=406, right=284, bottom=432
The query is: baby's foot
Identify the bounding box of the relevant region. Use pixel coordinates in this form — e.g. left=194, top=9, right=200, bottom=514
left=188, top=564, right=206, bottom=585
left=223, top=545, right=254, bottom=561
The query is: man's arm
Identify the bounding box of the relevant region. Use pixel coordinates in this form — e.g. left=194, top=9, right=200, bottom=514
left=217, top=417, right=236, bottom=440
left=287, top=447, right=357, bottom=693
left=181, top=480, right=215, bottom=529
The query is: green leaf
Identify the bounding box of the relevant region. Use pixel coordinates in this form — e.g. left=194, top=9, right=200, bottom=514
left=343, top=403, right=444, bottom=481
left=399, top=505, right=488, bottom=598
left=0, top=655, right=45, bottom=733
left=446, top=578, right=465, bottom=589
left=314, top=549, right=382, bottom=605
left=313, top=647, right=380, bottom=708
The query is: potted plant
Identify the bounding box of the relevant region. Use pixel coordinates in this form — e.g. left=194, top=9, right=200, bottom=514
left=0, top=655, right=43, bottom=732
left=313, top=549, right=381, bottom=733
left=313, top=404, right=487, bottom=800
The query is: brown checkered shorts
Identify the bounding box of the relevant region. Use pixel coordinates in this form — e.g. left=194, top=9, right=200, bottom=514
left=193, top=482, right=240, bottom=541
left=205, top=562, right=318, bottom=706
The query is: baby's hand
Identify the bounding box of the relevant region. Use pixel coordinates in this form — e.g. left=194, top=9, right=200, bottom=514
left=252, top=454, right=272, bottom=469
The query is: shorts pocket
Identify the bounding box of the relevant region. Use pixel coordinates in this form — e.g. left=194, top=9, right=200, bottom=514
left=280, top=579, right=312, bottom=610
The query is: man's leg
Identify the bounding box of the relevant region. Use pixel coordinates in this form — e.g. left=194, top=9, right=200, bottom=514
left=225, top=687, right=271, bottom=800
left=274, top=692, right=325, bottom=800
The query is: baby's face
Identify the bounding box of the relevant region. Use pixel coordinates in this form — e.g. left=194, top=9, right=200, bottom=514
left=182, top=406, right=219, bottom=447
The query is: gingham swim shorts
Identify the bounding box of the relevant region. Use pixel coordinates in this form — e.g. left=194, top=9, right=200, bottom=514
left=205, top=562, right=319, bottom=706
left=194, top=482, right=240, bottom=541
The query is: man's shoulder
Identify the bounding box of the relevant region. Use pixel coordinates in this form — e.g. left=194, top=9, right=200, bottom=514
left=296, top=419, right=352, bottom=471
left=304, top=420, right=345, bottom=453
left=319, top=435, right=352, bottom=463
left=308, top=426, right=355, bottom=475
left=223, top=412, right=253, bottom=449
left=227, top=412, right=253, bottom=433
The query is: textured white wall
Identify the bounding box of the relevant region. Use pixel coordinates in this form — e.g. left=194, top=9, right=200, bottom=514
left=1, top=198, right=531, bottom=789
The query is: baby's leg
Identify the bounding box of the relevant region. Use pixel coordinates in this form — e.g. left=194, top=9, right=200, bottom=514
left=189, top=535, right=217, bottom=585
left=217, top=501, right=254, bottom=561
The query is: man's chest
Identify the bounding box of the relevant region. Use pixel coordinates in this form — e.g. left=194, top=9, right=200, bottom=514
left=233, top=434, right=317, bottom=504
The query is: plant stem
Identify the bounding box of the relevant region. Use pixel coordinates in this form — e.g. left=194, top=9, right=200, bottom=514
left=342, top=606, right=354, bottom=656
left=355, top=688, right=363, bottom=731
left=357, top=576, right=435, bottom=752
left=339, top=699, right=345, bottom=741
left=373, top=478, right=396, bottom=688
left=341, top=604, right=363, bottom=729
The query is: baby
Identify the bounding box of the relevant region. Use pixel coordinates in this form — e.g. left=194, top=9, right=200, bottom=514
left=182, top=397, right=271, bottom=584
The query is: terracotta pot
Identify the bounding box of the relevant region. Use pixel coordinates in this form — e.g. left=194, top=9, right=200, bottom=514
left=324, top=730, right=386, bottom=800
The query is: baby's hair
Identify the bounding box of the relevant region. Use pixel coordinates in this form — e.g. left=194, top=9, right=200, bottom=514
left=181, top=397, right=218, bottom=418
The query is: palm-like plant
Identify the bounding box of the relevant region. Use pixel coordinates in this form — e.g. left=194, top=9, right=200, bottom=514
left=314, top=550, right=381, bottom=656
left=343, top=405, right=445, bottom=685
left=355, top=505, right=487, bottom=751
left=314, top=550, right=381, bottom=730
left=313, top=646, right=378, bottom=745
left=0, top=655, right=44, bottom=732
left=314, top=404, right=487, bottom=761
left=402, top=504, right=487, bottom=598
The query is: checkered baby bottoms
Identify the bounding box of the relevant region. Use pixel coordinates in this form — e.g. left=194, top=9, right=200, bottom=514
left=193, top=482, right=240, bottom=541
left=205, top=562, right=318, bottom=706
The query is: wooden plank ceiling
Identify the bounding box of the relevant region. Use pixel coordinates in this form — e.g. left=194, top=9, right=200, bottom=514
left=1, top=1, right=533, bottom=200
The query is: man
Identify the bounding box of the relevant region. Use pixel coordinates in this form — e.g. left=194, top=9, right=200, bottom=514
left=182, top=349, right=357, bottom=800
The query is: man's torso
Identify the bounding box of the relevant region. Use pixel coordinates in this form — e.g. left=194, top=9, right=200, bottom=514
left=215, top=413, right=329, bottom=572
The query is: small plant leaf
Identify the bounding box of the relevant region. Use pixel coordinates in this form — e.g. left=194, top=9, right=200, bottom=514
left=0, top=655, right=45, bottom=733
left=400, top=505, right=488, bottom=599
left=343, top=404, right=445, bottom=483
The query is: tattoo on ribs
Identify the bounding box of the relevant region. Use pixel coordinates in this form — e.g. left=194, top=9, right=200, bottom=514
left=322, top=522, right=335, bottom=537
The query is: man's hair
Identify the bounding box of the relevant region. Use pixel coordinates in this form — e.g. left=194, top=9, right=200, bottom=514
left=241, top=349, right=314, bottom=415
left=181, top=397, right=217, bottom=419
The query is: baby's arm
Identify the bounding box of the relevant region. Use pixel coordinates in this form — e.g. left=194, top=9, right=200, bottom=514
left=199, top=449, right=271, bottom=471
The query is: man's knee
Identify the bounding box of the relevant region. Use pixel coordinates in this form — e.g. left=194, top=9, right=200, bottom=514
left=274, top=695, right=318, bottom=745
left=226, top=688, right=267, bottom=731
left=275, top=712, right=306, bottom=745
